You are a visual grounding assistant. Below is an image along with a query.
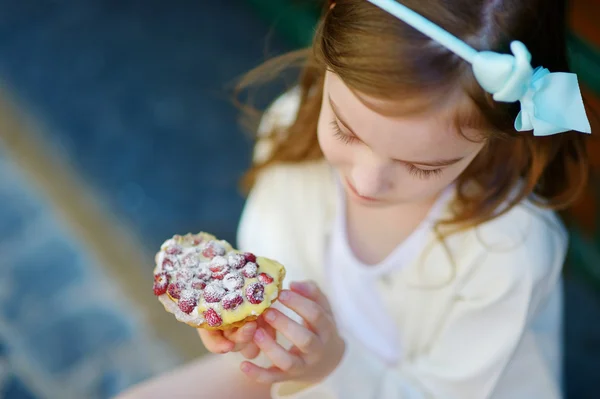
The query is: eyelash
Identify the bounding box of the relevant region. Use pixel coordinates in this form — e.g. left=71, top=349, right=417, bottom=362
left=330, top=119, right=443, bottom=179
left=406, top=164, right=443, bottom=179
left=330, top=120, right=359, bottom=145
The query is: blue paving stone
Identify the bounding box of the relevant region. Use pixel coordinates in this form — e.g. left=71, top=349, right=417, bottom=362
left=23, top=307, right=132, bottom=375
left=0, top=192, right=36, bottom=243
left=3, top=236, right=85, bottom=322
left=0, top=1, right=293, bottom=397
left=96, top=369, right=130, bottom=399
left=0, top=0, right=289, bottom=251
left=0, top=160, right=42, bottom=244
left=1, top=375, right=39, bottom=399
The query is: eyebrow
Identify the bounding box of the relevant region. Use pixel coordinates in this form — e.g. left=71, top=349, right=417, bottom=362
left=328, top=95, right=465, bottom=168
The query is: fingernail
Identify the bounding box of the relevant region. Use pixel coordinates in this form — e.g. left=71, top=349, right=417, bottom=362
left=243, top=324, right=254, bottom=335
left=220, top=342, right=234, bottom=353
left=241, top=363, right=250, bottom=373
left=279, top=291, right=290, bottom=301
left=264, top=310, right=276, bottom=322
left=254, top=328, right=265, bottom=342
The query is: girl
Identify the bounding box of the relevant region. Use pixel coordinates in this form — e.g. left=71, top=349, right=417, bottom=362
left=119, top=0, right=593, bottom=398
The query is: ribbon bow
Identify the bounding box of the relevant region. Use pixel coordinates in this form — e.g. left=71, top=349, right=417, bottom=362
left=367, top=0, right=592, bottom=136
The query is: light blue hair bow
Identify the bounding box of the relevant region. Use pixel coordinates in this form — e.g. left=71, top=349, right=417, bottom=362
left=366, top=0, right=592, bottom=136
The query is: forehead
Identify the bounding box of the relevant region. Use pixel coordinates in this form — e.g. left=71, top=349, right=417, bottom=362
left=325, top=72, right=484, bottom=159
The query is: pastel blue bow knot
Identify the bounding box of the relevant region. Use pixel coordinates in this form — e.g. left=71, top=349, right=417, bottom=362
left=515, top=67, right=592, bottom=136
left=473, top=41, right=592, bottom=136
left=365, top=0, right=592, bottom=137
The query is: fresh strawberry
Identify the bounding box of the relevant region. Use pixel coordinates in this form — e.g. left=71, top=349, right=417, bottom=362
left=175, top=268, right=194, bottom=281
left=180, top=253, right=199, bottom=268
left=153, top=272, right=170, bottom=296
left=204, top=283, right=226, bottom=303
left=243, top=252, right=257, bottom=263
left=245, top=282, right=265, bottom=305
left=178, top=291, right=198, bottom=314
left=191, top=279, right=206, bottom=290
left=162, top=257, right=176, bottom=272
left=257, top=273, right=274, bottom=285
left=167, top=282, right=183, bottom=299
left=227, top=253, right=246, bottom=269
left=209, top=256, right=228, bottom=272
left=222, top=293, right=244, bottom=310
left=196, top=266, right=211, bottom=281
left=166, top=245, right=182, bottom=255
left=202, top=241, right=226, bottom=259
left=223, top=273, right=244, bottom=291
left=204, top=308, right=222, bottom=327
left=211, top=269, right=228, bottom=280
left=242, top=262, right=258, bottom=279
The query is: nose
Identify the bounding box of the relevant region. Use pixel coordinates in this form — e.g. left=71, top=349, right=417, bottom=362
left=350, top=162, right=391, bottom=198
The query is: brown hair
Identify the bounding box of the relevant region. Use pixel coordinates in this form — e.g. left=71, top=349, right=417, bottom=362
left=237, top=0, right=591, bottom=233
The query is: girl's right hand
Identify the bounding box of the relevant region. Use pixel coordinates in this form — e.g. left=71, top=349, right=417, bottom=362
left=197, top=318, right=275, bottom=359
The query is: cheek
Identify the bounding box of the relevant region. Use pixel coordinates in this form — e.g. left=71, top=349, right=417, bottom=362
left=393, top=173, right=451, bottom=202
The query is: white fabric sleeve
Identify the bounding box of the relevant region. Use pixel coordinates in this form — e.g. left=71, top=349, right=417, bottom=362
left=252, top=86, right=301, bottom=164
left=271, top=240, right=564, bottom=399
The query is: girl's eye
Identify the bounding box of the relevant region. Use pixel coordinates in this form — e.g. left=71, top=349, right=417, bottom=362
left=406, top=164, right=443, bottom=179
left=330, top=119, right=358, bottom=145
left=330, top=118, right=443, bottom=179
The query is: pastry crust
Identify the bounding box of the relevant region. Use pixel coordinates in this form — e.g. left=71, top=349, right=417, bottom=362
left=153, top=232, right=286, bottom=330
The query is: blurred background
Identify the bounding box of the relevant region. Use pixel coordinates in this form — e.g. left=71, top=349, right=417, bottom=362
left=0, top=1, right=598, bottom=398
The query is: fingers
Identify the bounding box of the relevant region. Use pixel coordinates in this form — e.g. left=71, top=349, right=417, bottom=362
left=278, top=289, right=334, bottom=340
left=252, top=328, right=303, bottom=373
left=241, top=319, right=276, bottom=359
left=197, top=329, right=234, bottom=353
left=240, top=362, right=285, bottom=384
left=223, top=322, right=257, bottom=351
left=290, top=281, right=333, bottom=315
left=256, top=316, right=277, bottom=337
left=263, top=309, right=322, bottom=356
left=240, top=342, right=261, bottom=359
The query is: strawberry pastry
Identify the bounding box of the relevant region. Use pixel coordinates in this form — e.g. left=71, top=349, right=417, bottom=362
left=153, top=232, right=286, bottom=329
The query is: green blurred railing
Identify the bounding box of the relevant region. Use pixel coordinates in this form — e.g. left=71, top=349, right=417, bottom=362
left=247, top=0, right=600, bottom=290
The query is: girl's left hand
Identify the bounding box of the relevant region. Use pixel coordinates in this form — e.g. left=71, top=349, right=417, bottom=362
left=240, top=281, right=346, bottom=385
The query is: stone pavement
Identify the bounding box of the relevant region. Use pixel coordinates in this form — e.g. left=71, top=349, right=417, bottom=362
left=0, top=139, right=178, bottom=398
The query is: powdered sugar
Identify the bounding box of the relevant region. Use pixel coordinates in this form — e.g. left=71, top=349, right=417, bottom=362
left=222, top=292, right=244, bottom=310
left=178, top=290, right=198, bottom=314
left=203, top=282, right=226, bottom=303
left=180, top=253, right=199, bottom=268
left=223, top=273, right=244, bottom=291
left=175, top=268, right=195, bottom=281
left=202, top=240, right=227, bottom=258
left=228, top=253, right=246, bottom=269
left=242, top=262, right=258, bottom=278
left=209, top=256, right=228, bottom=271
left=196, top=265, right=211, bottom=280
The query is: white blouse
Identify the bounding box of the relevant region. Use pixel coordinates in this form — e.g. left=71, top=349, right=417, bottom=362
left=326, top=176, right=454, bottom=365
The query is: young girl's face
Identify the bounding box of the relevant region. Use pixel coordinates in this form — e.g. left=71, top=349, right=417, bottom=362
left=317, top=71, right=486, bottom=207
